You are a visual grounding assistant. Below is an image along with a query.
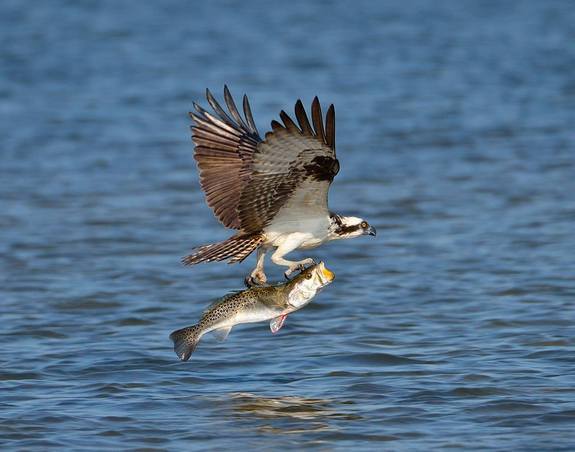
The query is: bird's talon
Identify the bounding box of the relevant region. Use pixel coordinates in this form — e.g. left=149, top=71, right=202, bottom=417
left=245, top=272, right=267, bottom=287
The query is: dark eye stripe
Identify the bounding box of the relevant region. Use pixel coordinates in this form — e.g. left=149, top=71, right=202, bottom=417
left=338, top=224, right=361, bottom=234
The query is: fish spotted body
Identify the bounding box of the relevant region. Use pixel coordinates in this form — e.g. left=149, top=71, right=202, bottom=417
left=170, top=262, right=334, bottom=361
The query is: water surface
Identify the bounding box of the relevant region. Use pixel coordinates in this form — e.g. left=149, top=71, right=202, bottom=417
left=1, top=0, right=575, bottom=449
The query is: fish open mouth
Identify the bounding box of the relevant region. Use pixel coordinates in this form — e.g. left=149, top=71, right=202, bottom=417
left=318, top=262, right=335, bottom=284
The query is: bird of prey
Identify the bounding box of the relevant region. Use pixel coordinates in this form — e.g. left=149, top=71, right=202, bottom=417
left=183, top=86, right=376, bottom=286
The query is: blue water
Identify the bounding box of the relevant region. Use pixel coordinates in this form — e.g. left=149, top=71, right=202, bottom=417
left=2, top=0, right=575, bottom=449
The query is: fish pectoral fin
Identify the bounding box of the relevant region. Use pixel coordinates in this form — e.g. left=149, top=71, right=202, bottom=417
left=270, top=315, right=287, bottom=334
left=212, top=326, right=232, bottom=342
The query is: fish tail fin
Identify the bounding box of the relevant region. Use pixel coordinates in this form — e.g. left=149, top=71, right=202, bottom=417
left=181, top=232, right=264, bottom=265
left=169, top=324, right=202, bottom=361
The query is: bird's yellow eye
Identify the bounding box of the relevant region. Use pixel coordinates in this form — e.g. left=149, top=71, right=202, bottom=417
left=305, top=272, right=312, bottom=279
left=361, top=221, right=368, bottom=228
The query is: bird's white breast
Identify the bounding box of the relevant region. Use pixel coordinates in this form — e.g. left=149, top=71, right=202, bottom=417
left=264, top=215, right=331, bottom=249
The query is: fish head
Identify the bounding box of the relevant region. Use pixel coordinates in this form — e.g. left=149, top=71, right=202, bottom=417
left=287, top=261, right=335, bottom=308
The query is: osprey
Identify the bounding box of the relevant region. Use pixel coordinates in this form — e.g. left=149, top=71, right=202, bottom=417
left=183, top=86, right=376, bottom=286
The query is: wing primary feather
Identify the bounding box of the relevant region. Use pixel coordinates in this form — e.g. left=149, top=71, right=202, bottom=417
left=193, top=102, right=210, bottom=118
left=200, top=110, right=243, bottom=136
left=223, top=85, right=250, bottom=131
left=195, top=102, right=242, bottom=138
left=193, top=126, right=241, bottom=147
left=270, top=120, right=284, bottom=131
left=279, top=110, right=300, bottom=133
left=192, top=117, right=241, bottom=141
left=294, top=100, right=314, bottom=136
left=206, top=88, right=236, bottom=127
left=243, top=94, right=259, bottom=136
left=311, top=97, right=325, bottom=144
left=325, top=104, right=335, bottom=150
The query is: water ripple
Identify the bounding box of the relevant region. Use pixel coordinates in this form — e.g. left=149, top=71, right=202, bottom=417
left=2, top=0, right=575, bottom=449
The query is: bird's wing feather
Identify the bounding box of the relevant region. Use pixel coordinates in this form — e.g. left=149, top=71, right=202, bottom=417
left=191, top=86, right=261, bottom=229
left=238, top=98, right=339, bottom=233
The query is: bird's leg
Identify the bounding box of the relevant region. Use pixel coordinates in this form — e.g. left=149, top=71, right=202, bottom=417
left=245, top=247, right=267, bottom=287
left=270, top=244, right=315, bottom=280
left=283, top=258, right=316, bottom=279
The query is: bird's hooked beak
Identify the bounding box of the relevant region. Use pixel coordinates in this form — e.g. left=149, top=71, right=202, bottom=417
left=364, top=225, right=377, bottom=236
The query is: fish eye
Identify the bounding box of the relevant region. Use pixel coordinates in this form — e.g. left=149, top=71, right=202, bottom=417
left=361, top=221, right=368, bottom=228
left=305, top=272, right=312, bottom=279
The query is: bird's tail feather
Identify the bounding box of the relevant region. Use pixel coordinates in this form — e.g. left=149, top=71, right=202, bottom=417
left=182, top=232, right=264, bottom=265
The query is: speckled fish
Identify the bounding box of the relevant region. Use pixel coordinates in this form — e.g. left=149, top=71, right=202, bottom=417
left=169, top=262, right=335, bottom=361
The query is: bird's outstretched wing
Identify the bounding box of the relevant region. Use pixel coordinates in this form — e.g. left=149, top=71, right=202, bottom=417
left=191, top=88, right=338, bottom=233
left=190, top=86, right=261, bottom=229
left=238, top=97, right=339, bottom=233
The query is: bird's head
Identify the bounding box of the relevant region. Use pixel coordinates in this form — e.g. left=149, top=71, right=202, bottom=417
left=329, top=214, right=376, bottom=240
